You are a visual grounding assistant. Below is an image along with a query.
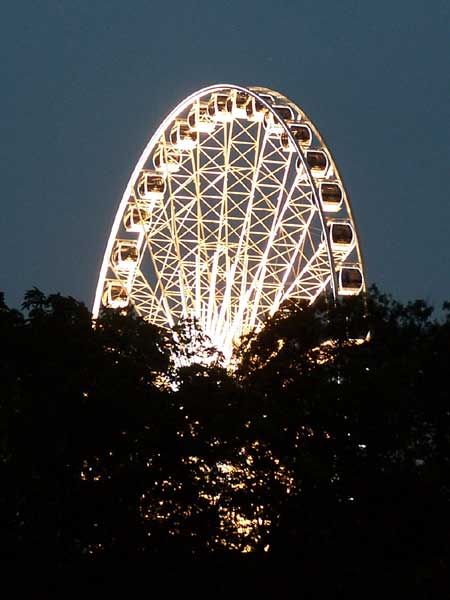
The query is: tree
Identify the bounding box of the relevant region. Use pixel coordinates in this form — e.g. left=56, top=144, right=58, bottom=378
left=0, top=286, right=449, bottom=596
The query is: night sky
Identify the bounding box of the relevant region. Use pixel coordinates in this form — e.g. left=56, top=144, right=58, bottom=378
left=1, top=0, right=449, bottom=312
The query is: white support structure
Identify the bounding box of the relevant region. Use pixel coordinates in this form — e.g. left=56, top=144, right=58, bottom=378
left=93, top=84, right=366, bottom=362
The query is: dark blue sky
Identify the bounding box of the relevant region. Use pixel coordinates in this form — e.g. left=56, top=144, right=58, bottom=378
left=1, top=0, right=449, bottom=310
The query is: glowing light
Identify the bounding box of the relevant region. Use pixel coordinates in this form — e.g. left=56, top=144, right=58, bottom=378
left=137, top=442, right=295, bottom=553
left=93, top=84, right=365, bottom=363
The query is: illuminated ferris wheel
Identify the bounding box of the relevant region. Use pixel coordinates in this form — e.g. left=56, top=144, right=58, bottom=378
left=93, top=84, right=365, bottom=360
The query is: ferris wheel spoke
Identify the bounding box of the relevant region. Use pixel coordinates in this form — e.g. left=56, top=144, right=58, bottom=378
left=270, top=209, right=317, bottom=311
left=228, top=122, right=264, bottom=337
left=117, top=262, right=167, bottom=327
left=167, top=168, right=199, bottom=318
left=244, top=150, right=294, bottom=331
left=213, top=120, right=268, bottom=345
left=281, top=237, right=332, bottom=303
left=206, top=118, right=232, bottom=339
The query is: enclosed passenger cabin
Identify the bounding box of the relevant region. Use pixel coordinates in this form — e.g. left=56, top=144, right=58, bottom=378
left=188, top=102, right=215, bottom=133
left=272, top=104, right=295, bottom=122
left=112, top=240, right=139, bottom=270
left=259, top=93, right=274, bottom=104
left=136, top=171, right=165, bottom=201
left=123, top=205, right=151, bottom=232
left=102, top=281, right=129, bottom=309
left=305, top=150, right=329, bottom=178
left=170, top=119, right=198, bottom=151
left=328, top=220, right=355, bottom=250
left=281, top=123, right=312, bottom=152
left=319, top=182, right=344, bottom=213
left=153, top=144, right=181, bottom=174
left=338, top=266, right=363, bottom=295
left=208, top=93, right=233, bottom=122
left=226, top=90, right=249, bottom=118
left=246, top=93, right=274, bottom=121
left=264, top=104, right=295, bottom=134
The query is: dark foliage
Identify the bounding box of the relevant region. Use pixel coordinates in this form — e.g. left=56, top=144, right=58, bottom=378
left=0, top=286, right=449, bottom=596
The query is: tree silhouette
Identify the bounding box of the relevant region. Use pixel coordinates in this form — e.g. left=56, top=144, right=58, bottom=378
left=0, top=286, right=449, bottom=595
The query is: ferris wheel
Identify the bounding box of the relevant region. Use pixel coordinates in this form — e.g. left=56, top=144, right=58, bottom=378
left=93, top=84, right=365, bottom=360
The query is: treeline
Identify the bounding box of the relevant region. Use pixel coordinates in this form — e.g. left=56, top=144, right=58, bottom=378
left=0, top=287, right=449, bottom=596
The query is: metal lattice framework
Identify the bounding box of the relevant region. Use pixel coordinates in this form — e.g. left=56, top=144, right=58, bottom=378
left=93, top=84, right=365, bottom=360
